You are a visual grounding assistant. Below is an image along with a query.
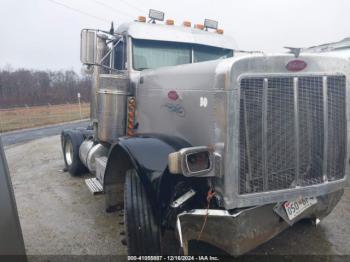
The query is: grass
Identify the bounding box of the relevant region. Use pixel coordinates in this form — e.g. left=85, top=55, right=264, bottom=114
left=0, top=103, right=90, bottom=133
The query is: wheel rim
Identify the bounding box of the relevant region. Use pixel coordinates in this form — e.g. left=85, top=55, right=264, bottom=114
left=65, top=140, right=73, bottom=166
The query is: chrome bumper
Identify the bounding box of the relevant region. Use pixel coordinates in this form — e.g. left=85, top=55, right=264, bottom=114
left=176, top=190, right=344, bottom=256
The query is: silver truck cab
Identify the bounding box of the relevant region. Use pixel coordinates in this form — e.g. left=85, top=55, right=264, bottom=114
left=61, top=10, right=350, bottom=256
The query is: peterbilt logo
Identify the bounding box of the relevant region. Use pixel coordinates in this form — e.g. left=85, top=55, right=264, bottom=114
left=163, top=90, right=185, bottom=117
left=286, top=60, right=307, bottom=72
left=168, top=90, right=179, bottom=101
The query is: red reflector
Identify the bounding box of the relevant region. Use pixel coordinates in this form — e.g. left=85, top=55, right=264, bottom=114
left=286, top=60, right=307, bottom=72
left=168, top=90, right=179, bottom=101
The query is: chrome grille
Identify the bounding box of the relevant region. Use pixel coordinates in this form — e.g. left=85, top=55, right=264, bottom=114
left=298, top=77, right=324, bottom=186
left=327, top=76, right=346, bottom=181
left=266, top=78, right=296, bottom=190
left=239, top=75, right=346, bottom=194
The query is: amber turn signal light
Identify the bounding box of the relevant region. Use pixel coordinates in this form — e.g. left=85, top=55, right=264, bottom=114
left=127, top=97, right=136, bottom=136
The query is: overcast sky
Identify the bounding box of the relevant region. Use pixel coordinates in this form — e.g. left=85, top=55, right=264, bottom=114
left=0, top=0, right=349, bottom=72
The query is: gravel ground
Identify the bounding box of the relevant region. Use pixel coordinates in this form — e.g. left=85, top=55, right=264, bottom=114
left=5, top=136, right=126, bottom=256
left=4, top=135, right=350, bottom=258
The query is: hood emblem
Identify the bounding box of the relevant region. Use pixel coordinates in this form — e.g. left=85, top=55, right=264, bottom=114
left=168, top=90, right=179, bottom=101
left=286, top=60, right=307, bottom=72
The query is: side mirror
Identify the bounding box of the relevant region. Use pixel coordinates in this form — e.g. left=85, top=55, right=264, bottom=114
left=80, top=29, right=97, bottom=65
left=168, top=146, right=214, bottom=177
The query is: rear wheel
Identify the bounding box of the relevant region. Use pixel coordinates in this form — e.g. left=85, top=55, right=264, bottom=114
left=124, top=169, right=161, bottom=255
left=63, top=132, right=86, bottom=176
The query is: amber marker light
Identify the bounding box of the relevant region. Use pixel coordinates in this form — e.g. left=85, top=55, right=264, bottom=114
left=183, top=21, right=191, bottom=27
left=216, top=29, right=224, bottom=34
left=138, top=16, right=146, bottom=22
left=127, top=97, right=136, bottom=136
left=166, top=19, right=175, bottom=25
left=194, top=24, right=205, bottom=30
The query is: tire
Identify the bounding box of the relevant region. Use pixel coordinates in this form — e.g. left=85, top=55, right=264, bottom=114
left=62, top=132, right=86, bottom=176
left=124, top=169, right=161, bottom=255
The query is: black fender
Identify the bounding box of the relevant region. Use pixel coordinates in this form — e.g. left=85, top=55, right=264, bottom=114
left=103, top=134, right=191, bottom=214
left=60, top=129, right=85, bottom=154
left=60, top=128, right=93, bottom=152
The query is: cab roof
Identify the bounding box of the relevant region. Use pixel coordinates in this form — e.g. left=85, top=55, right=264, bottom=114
left=116, top=22, right=238, bottom=50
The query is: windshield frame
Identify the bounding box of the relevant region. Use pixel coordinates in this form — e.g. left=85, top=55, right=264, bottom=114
left=131, top=38, right=233, bottom=71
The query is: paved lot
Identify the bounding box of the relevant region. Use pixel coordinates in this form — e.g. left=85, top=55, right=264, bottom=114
left=1, top=120, right=89, bottom=146
left=3, top=135, right=350, bottom=258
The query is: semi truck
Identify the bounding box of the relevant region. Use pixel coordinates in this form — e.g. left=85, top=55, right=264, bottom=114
left=61, top=9, right=350, bottom=256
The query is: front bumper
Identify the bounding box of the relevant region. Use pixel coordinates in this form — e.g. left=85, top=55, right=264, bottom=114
left=176, top=190, right=343, bottom=256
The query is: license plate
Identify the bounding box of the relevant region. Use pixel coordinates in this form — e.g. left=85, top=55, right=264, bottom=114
left=284, top=197, right=317, bottom=220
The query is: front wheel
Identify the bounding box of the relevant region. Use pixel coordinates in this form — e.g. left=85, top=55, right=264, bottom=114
left=124, top=169, right=161, bottom=255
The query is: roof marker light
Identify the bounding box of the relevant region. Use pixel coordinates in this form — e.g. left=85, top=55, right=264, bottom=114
left=166, top=19, right=174, bottom=25
left=138, top=16, right=146, bottom=22
left=183, top=21, right=191, bottom=27
left=194, top=24, right=204, bottom=30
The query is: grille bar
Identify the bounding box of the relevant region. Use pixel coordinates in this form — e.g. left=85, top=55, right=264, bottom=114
left=239, top=75, right=346, bottom=195
left=262, top=78, right=268, bottom=191
left=322, top=76, right=329, bottom=182
left=293, top=77, right=300, bottom=186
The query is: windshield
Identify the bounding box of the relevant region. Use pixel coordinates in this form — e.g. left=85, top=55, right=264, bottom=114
left=193, top=45, right=233, bottom=63
left=132, top=39, right=233, bottom=71
left=133, top=39, right=191, bottom=70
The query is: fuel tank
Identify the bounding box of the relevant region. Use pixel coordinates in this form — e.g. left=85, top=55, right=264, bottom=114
left=79, top=140, right=108, bottom=174
left=97, top=73, right=130, bottom=143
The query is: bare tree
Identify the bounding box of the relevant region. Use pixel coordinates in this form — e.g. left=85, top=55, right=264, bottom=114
left=0, top=66, right=91, bottom=108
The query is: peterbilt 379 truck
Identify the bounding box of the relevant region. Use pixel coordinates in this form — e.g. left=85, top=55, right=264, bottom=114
left=61, top=10, right=350, bottom=256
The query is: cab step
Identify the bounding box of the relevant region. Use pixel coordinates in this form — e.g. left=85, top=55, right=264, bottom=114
left=85, top=177, right=104, bottom=195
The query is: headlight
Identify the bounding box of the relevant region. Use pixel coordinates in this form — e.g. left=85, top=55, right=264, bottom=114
left=168, top=146, right=214, bottom=177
